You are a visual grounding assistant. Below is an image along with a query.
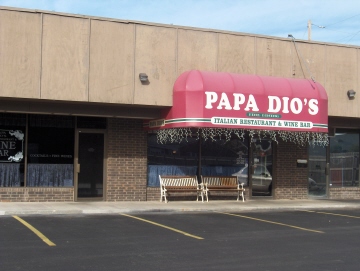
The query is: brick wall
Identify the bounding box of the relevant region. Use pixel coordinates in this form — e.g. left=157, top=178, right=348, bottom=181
left=273, top=141, right=308, bottom=199
left=329, top=187, right=360, bottom=199
left=106, top=118, right=148, bottom=201
left=0, top=187, right=74, bottom=202
left=146, top=187, right=160, bottom=201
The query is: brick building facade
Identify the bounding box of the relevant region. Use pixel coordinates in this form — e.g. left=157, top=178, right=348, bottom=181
left=1, top=7, right=360, bottom=202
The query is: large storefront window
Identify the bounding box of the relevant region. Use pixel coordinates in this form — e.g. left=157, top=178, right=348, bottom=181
left=330, top=130, right=359, bottom=187
left=147, top=133, right=198, bottom=186
left=147, top=132, right=249, bottom=187
left=0, top=113, right=26, bottom=187
left=0, top=114, right=106, bottom=188
left=27, top=115, right=74, bottom=187
left=200, top=137, right=248, bottom=177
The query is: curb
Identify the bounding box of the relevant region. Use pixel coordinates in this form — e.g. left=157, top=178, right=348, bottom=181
left=1, top=204, right=360, bottom=216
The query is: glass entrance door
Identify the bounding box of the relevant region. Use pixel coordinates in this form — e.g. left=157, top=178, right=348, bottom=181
left=77, top=132, right=104, bottom=199
left=251, top=139, right=273, bottom=197
left=308, top=145, right=328, bottom=197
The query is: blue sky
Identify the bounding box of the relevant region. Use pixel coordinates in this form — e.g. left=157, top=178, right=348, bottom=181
left=1, top=0, right=360, bottom=46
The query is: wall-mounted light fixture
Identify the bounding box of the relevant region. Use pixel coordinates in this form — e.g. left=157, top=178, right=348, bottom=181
left=347, top=89, right=356, bottom=100
left=139, top=73, right=148, bottom=82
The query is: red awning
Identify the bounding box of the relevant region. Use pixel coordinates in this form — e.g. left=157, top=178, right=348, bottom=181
left=146, top=70, right=328, bottom=133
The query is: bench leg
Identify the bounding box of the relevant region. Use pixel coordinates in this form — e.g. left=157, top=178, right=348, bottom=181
left=236, top=190, right=245, bottom=202
left=200, top=191, right=204, bottom=203
left=196, top=191, right=203, bottom=201
left=160, top=188, right=168, bottom=203
left=196, top=191, right=203, bottom=202
left=164, top=191, right=168, bottom=203
left=204, top=189, right=209, bottom=202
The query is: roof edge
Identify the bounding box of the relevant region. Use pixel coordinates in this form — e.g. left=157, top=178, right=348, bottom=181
left=1, top=5, right=359, bottom=49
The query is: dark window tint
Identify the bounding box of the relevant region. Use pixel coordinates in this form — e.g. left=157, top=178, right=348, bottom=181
left=77, top=117, right=107, bottom=129
left=27, top=115, right=74, bottom=187
left=0, top=113, right=26, bottom=187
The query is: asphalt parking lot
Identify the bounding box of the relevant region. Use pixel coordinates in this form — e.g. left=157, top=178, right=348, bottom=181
left=1, top=209, right=360, bottom=271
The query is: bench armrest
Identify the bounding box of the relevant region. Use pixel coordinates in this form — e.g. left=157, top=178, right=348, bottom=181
left=238, top=183, right=245, bottom=190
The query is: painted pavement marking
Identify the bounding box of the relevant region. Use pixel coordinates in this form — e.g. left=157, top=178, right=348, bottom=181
left=214, top=211, right=324, bottom=234
left=300, top=210, right=360, bottom=219
left=120, top=213, right=204, bottom=240
left=12, top=216, right=56, bottom=246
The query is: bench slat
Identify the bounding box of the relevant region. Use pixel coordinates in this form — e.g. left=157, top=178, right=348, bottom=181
left=206, top=186, right=238, bottom=190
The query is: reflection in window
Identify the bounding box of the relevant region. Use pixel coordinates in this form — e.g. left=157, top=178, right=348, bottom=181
left=308, top=144, right=327, bottom=196
left=250, top=139, right=273, bottom=196
left=27, top=115, right=75, bottom=187
left=0, top=113, right=26, bottom=187
left=201, top=138, right=248, bottom=177
left=147, top=133, right=198, bottom=187
left=147, top=132, right=249, bottom=187
left=330, top=131, right=359, bottom=187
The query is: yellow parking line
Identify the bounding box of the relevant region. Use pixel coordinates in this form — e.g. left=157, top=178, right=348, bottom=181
left=301, top=210, right=360, bottom=219
left=120, top=213, right=204, bottom=240
left=13, top=216, right=56, bottom=246
left=214, top=211, right=324, bottom=234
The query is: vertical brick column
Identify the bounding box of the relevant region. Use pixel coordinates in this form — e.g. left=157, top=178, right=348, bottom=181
left=107, top=119, right=147, bottom=201
left=273, top=141, right=308, bottom=199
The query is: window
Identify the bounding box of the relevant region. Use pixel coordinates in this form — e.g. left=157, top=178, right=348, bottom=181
left=1, top=114, right=107, bottom=188
left=0, top=113, right=26, bottom=187
left=330, top=130, right=359, bottom=187
left=200, top=137, right=248, bottom=177
left=27, top=115, right=75, bottom=187
left=147, top=132, right=198, bottom=186
left=147, top=131, right=249, bottom=187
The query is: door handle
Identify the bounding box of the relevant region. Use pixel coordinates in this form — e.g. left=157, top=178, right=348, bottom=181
left=77, top=164, right=81, bottom=173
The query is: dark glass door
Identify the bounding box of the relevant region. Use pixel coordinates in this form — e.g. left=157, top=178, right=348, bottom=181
left=77, top=132, right=104, bottom=198
left=251, top=139, right=273, bottom=196
left=308, top=145, right=328, bottom=197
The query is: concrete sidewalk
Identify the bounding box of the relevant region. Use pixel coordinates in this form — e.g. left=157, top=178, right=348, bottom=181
left=1, top=198, right=360, bottom=216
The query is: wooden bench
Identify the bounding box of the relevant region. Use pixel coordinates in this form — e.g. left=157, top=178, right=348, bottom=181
left=200, top=176, right=245, bottom=202
left=159, top=175, right=204, bottom=203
